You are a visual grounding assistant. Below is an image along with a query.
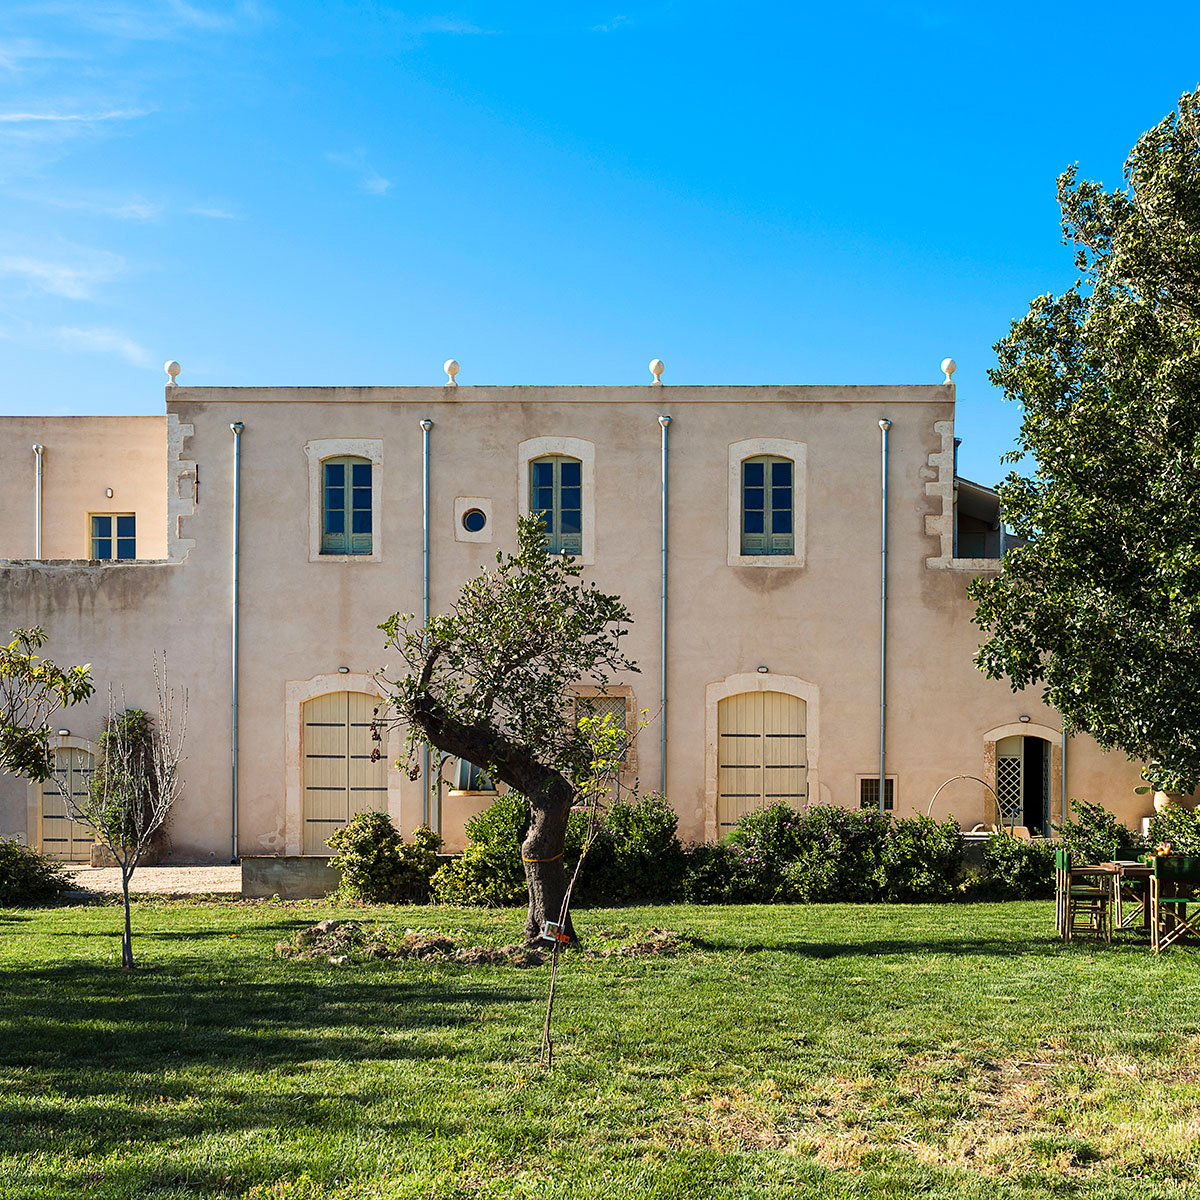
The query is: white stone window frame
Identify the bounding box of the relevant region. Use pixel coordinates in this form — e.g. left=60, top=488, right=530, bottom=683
left=518, top=436, right=596, bottom=565
left=728, top=438, right=807, bottom=568
left=304, top=439, right=384, bottom=563
left=924, top=419, right=1004, bottom=572
left=571, top=683, right=639, bottom=774
left=454, top=497, right=493, bottom=543
left=855, top=773, right=899, bottom=813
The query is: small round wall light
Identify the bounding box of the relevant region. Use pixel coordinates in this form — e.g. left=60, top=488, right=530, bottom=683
left=105, top=488, right=113, bottom=499
left=462, top=508, right=487, bottom=533
left=757, top=665, right=769, bottom=674
left=56, top=729, right=70, bottom=737
left=1018, top=714, right=1031, bottom=723
left=337, top=666, right=350, bottom=675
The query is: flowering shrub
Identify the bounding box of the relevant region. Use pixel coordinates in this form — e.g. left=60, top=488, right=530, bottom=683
left=779, top=806, right=891, bottom=903
left=974, top=833, right=1055, bottom=899
left=880, top=816, right=964, bottom=902
left=581, top=792, right=686, bottom=904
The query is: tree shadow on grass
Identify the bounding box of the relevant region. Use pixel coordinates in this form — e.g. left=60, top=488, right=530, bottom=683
left=695, top=934, right=1099, bottom=958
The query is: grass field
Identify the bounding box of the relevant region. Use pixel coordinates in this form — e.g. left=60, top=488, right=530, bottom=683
left=2, top=898, right=1200, bottom=1199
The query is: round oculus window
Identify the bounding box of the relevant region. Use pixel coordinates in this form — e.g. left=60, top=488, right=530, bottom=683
left=462, top=508, right=487, bottom=533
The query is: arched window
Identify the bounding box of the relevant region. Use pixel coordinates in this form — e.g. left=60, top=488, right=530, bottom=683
left=321, top=456, right=372, bottom=555
left=529, top=455, right=582, bottom=555
left=741, top=456, right=794, bottom=555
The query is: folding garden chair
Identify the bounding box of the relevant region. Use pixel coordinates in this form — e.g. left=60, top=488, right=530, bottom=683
left=1151, top=856, right=1200, bottom=953
left=1054, top=848, right=1112, bottom=943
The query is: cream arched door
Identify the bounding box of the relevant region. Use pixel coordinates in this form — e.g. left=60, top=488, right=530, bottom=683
left=302, top=692, right=388, bottom=854
left=40, top=747, right=95, bottom=861
left=717, top=691, right=808, bottom=832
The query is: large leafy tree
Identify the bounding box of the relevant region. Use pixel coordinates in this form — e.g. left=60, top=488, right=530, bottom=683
left=379, top=516, right=637, bottom=945
left=0, top=627, right=93, bottom=780
left=971, top=87, right=1200, bottom=792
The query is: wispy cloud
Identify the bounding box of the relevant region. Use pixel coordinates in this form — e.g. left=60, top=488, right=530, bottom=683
left=0, top=246, right=127, bottom=300
left=41, top=193, right=164, bottom=220
left=0, top=38, right=79, bottom=71
left=591, top=14, right=632, bottom=32
left=51, top=325, right=152, bottom=366
left=415, top=16, right=486, bottom=34
left=25, top=1, right=270, bottom=42
left=326, top=150, right=391, bottom=196
left=0, top=109, right=146, bottom=123
left=186, top=204, right=239, bottom=219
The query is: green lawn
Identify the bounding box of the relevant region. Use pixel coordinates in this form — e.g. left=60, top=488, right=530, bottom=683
left=2, top=898, right=1199, bottom=1199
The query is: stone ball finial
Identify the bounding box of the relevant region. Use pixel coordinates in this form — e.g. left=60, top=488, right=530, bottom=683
left=165, top=360, right=181, bottom=385
left=941, top=357, right=957, bottom=383
left=444, top=359, right=460, bottom=386
left=649, top=358, right=665, bottom=386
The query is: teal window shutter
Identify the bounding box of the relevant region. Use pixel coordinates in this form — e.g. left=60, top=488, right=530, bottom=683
left=741, top=456, right=794, bottom=556
left=322, top=457, right=372, bottom=555
left=529, top=455, right=583, bottom=556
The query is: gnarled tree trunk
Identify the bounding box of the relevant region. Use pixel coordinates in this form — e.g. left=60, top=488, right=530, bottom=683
left=521, top=781, right=577, bottom=946
left=409, top=682, right=581, bottom=947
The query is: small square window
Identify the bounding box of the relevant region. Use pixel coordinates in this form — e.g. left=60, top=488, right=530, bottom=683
left=91, top=513, right=135, bottom=560
left=859, top=777, right=894, bottom=811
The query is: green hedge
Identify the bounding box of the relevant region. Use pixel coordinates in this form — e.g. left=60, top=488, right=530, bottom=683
left=0, top=838, right=71, bottom=907
left=326, top=811, right=443, bottom=903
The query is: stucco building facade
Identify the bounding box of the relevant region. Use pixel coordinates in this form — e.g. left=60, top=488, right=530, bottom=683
left=0, top=372, right=1154, bottom=864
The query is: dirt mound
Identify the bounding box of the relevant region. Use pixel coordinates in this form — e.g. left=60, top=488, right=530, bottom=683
left=275, top=921, right=544, bottom=967
left=586, top=927, right=707, bottom=958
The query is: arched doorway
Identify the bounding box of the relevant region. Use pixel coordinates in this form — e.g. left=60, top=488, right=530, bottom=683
left=996, top=735, right=1051, bottom=834
left=301, top=691, right=388, bottom=854
left=39, top=745, right=95, bottom=861
left=716, top=691, right=808, bottom=833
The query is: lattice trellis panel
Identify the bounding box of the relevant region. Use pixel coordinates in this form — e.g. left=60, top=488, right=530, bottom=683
left=577, top=695, right=629, bottom=759
left=996, top=756, right=1023, bottom=823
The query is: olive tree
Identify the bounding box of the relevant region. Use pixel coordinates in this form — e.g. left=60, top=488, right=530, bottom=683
left=0, top=627, right=93, bottom=780
left=972, top=87, right=1200, bottom=792
left=379, top=516, right=637, bottom=945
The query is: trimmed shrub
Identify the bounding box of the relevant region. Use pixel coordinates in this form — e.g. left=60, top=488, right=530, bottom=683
left=0, top=837, right=70, bottom=907
left=326, top=811, right=443, bottom=903
left=430, top=792, right=588, bottom=907
left=780, top=806, right=890, bottom=904
left=881, top=816, right=964, bottom=902
left=976, top=833, right=1056, bottom=899
left=1055, top=798, right=1142, bottom=865
left=679, top=841, right=753, bottom=904
left=724, top=803, right=812, bottom=901
left=581, top=792, right=686, bottom=905
left=1147, top=803, right=1200, bottom=855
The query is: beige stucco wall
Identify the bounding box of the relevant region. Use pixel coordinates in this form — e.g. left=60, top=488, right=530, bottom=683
left=0, top=383, right=1163, bottom=860
left=0, top=416, right=168, bottom=561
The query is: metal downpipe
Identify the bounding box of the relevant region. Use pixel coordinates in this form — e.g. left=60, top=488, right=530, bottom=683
left=420, top=418, right=434, bottom=831
left=32, top=444, right=44, bottom=558
left=878, top=419, right=891, bottom=815
left=658, top=414, right=671, bottom=796
left=230, top=421, right=244, bottom=863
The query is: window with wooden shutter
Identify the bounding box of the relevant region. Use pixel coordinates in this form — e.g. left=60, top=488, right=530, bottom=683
left=741, top=456, right=794, bottom=555
left=321, top=457, right=372, bottom=555
left=529, top=455, right=583, bottom=556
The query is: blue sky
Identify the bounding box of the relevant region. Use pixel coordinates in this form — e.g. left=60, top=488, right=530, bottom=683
left=1, top=1, right=1198, bottom=484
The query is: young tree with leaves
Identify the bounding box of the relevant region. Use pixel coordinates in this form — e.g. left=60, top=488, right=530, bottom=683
left=971, top=87, right=1200, bottom=793
left=379, top=515, right=637, bottom=946
left=0, top=627, right=93, bottom=780
left=56, top=666, right=186, bottom=969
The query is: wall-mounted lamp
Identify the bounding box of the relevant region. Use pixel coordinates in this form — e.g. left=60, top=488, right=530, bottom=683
left=1018, top=714, right=1031, bottom=723
left=337, top=666, right=350, bottom=674
left=757, top=665, right=769, bottom=674
left=56, top=729, right=70, bottom=737
left=105, top=488, right=113, bottom=499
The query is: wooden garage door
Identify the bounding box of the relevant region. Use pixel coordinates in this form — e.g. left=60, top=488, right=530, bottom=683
left=717, top=691, right=807, bottom=832
left=41, top=747, right=95, bottom=861
left=302, top=692, right=388, bottom=854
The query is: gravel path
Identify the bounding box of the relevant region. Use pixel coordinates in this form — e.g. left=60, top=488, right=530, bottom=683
left=63, top=865, right=242, bottom=896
